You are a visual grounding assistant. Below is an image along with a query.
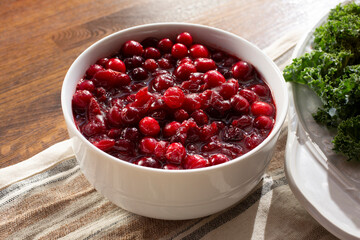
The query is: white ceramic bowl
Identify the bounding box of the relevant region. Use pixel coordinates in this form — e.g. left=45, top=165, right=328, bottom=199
left=61, top=23, right=288, bottom=220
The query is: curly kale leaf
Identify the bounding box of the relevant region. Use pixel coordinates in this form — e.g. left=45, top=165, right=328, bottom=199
left=333, top=115, right=360, bottom=161
left=313, top=3, right=360, bottom=62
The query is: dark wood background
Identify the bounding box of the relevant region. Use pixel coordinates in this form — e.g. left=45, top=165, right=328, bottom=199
left=0, top=0, right=343, bottom=168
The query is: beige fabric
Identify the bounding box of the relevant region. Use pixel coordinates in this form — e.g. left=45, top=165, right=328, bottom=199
left=0, top=31, right=339, bottom=239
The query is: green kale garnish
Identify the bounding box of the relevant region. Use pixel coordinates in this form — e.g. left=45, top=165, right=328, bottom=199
left=333, top=115, right=360, bottom=161
left=283, top=2, right=360, bottom=161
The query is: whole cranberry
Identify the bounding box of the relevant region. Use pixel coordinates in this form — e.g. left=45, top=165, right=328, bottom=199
left=152, top=73, right=175, bottom=92
left=182, top=93, right=202, bottom=113
left=251, top=84, right=270, bottom=97
left=163, top=121, right=181, bottom=137
left=77, top=80, right=95, bottom=92
left=203, top=70, right=226, bottom=88
left=139, top=137, right=158, bottom=154
left=121, top=127, right=140, bottom=142
left=124, top=55, right=144, bottom=69
left=86, top=64, right=103, bottom=78
left=139, top=117, right=160, bottom=136
left=143, top=59, right=158, bottom=72
left=72, top=90, right=93, bottom=108
left=191, top=109, right=209, bottom=126
left=239, top=89, right=259, bottom=103
left=106, top=58, right=126, bottom=73
left=190, top=44, right=210, bottom=58
left=82, top=116, right=106, bottom=137
left=120, top=106, right=141, bottom=125
left=157, top=58, right=173, bottom=69
left=144, top=47, right=161, bottom=59
left=173, top=109, right=189, bottom=122
left=231, top=94, right=250, bottom=113
left=122, top=40, right=144, bottom=57
left=176, top=32, right=193, bottom=47
left=194, top=58, right=216, bottom=72
left=158, top=38, right=173, bottom=53
left=171, top=43, right=188, bottom=59
left=165, top=142, right=186, bottom=165
left=209, top=153, right=229, bottom=166
left=254, top=115, right=273, bottom=129
left=245, top=133, right=262, bottom=150
left=141, top=37, right=159, bottom=48
left=232, top=61, right=253, bottom=80
left=95, top=58, right=109, bottom=67
left=174, top=62, right=197, bottom=81
left=154, top=140, right=169, bottom=160
left=94, top=69, right=131, bottom=87
left=251, top=101, right=274, bottom=116
left=133, top=157, right=161, bottom=168
left=131, top=67, right=148, bottom=81
left=163, top=87, right=185, bottom=109
left=218, top=81, right=238, bottom=100
left=183, top=154, right=209, bottom=169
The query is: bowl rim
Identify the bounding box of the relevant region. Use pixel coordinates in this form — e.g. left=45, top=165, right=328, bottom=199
left=61, top=22, right=288, bottom=174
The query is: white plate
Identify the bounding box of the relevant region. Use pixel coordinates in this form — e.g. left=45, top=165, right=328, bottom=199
left=285, top=5, right=360, bottom=240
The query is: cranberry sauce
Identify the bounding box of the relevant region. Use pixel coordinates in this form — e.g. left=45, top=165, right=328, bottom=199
left=72, top=32, right=276, bottom=170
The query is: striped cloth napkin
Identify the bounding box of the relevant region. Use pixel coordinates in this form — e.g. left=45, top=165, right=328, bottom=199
left=0, top=30, right=338, bottom=240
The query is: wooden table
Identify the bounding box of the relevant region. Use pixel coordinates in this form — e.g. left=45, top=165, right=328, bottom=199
left=0, top=0, right=343, bottom=168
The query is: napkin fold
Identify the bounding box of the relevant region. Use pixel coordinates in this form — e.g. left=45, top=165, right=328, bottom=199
left=0, top=29, right=338, bottom=240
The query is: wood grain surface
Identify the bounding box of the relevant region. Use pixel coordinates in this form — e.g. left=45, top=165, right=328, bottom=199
left=0, top=0, right=343, bottom=168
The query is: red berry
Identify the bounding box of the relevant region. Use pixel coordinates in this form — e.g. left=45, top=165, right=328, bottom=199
left=77, top=80, right=95, bottom=92
left=231, top=94, right=250, bottom=113
left=182, top=93, right=202, bottom=113
left=232, top=61, right=253, bottom=80
left=191, top=109, right=208, bottom=126
left=120, top=106, right=141, bottom=125
left=152, top=73, right=175, bottom=92
left=163, top=121, right=181, bottom=137
left=139, top=137, right=157, bottom=154
left=106, top=58, right=126, bottom=73
left=72, top=90, right=93, bottom=108
left=251, top=84, right=270, bottom=97
left=95, top=58, right=109, bottom=67
left=176, top=32, right=193, bottom=47
left=133, top=157, right=161, bottom=168
left=173, top=109, right=189, bottom=122
left=239, top=89, right=259, bottom=103
left=194, top=58, right=216, bottom=72
left=154, top=140, right=169, bottom=160
left=183, top=155, right=209, bottom=169
left=218, top=81, right=238, bottom=99
left=163, top=87, right=185, bottom=109
left=209, top=153, right=229, bottom=165
left=245, top=133, right=262, bottom=150
left=93, top=139, right=115, bottom=151
left=131, top=67, right=148, bottom=81
left=144, top=47, right=161, bottom=59
left=122, top=40, right=144, bottom=57
left=165, top=142, right=186, bottom=165
left=158, top=38, right=173, bottom=53
left=174, top=62, right=197, bottom=81
left=143, top=59, right=158, bottom=72
left=232, top=115, right=253, bottom=128
left=171, top=43, right=188, bottom=59
left=107, top=106, right=122, bottom=126
left=139, top=117, right=160, bottom=136
left=157, top=58, right=173, bottom=69
left=86, top=64, right=103, bottom=78
left=254, top=115, right=273, bottom=129
left=190, top=44, right=209, bottom=58
left=251, top=101, right=274, bottom=116
left=94, top=69, right=131, bottom=87
left=204, top=70, right=226, bottom=88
